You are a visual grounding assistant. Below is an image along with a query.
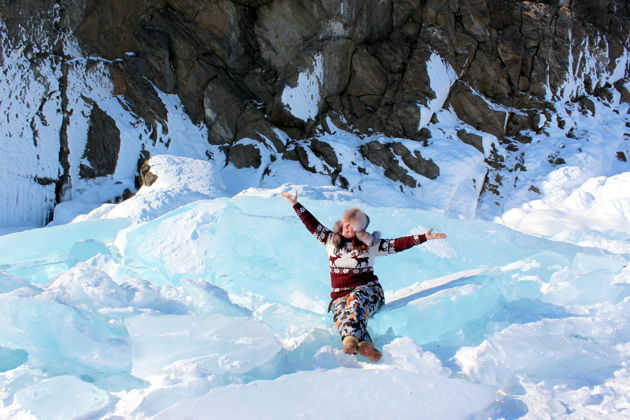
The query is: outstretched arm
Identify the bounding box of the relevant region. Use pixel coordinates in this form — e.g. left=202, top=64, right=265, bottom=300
left=425, top=229, right=447, bottom=240
left=280, top=191, right=298, bottom=205
left=375, top=229, right=447, bottom=256
left=280, top=190, right=332, bottom=244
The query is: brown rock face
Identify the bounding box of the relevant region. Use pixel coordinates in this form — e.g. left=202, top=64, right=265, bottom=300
left=360, top=141, right=439, bottom=187
left=80, top=104, right=121, bottom=179
left=0, top=0, right=628, bottom=219
left=447, top=81, right=507, bottom=139
left=66, top=0, right=630, bottom=149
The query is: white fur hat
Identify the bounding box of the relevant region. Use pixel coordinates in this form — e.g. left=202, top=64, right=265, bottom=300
left=332, top=208, right=381, bottom=247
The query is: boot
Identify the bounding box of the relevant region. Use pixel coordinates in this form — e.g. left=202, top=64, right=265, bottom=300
left=342, top=336, right=359, bottom=354
left=358, top=341, right=382, bottom=361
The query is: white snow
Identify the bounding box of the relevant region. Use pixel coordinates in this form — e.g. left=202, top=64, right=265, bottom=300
left=0, top=15, right=629, bottom=420
left=280, top=53, right=324, bottom=121
left=418, top=51, right=459, bottom=129
left=499, top=171, right=630, bottom=254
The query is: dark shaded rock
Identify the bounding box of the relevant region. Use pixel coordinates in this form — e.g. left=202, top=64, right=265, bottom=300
left=34, top=176, right=56, bottom=186
left=391, top=143, right=440, bottom=179
left=496, top=26, right=525, bottom=89
left=462, top=47, right=511, bottom=103
left=255, top=1, right=325, bottom=70
left=360, top=141, right=440, bottom=186
left=485, top=143, right=505, bottom=170
left=283, top=144, right=315, bottom=173
left=506, top=111, right=535, bottom=137
left=121, top=188, right=134, bottom=201
left=577, top=97, right=596, bottom=116
left=80, top=104, right=121, bottom=179
left=370, top=41, right=411, bottom=75
left=615, top=79, right=630, bottom=104
left=228, top=142, right=262, bottom=168
left=347, top=48, right=387, bottom=98
left=447, top=81, right=507, bottom=139
left=204, top=76, right=242, bottom=144
left=230, top=0, right=273, bottom=7
left=456, top=129, right=484, bottom=153
left=135, top=150, right=151, bottom=189
left=310, top=139, right=340, bottom=172
left=515, top=134, right=533, bottom=144
left=399, top=45, right=436, bottom=103
left=557, top=116, right=566, bottom=129
left=528, top=185, right=541, bottom=194
left=393, top=0, right=421, bottom=28
left=594, top=86, right=614, bottom=103
left=111, top=57, right=169, bottom=127
left=320, top=39, right=356, bottom=99
left=391, top=102, right=422, bottom=138
left=360, top=141, right=418, bottom=187
left=272, top=39, right=355, bottom=130
left=458, top=0, right=490, bottom=42
left=204, top=74, right=281, bottom=149
left=617, top=151, right=627, bottom=162
left=139, top=159, right=158, bottom=188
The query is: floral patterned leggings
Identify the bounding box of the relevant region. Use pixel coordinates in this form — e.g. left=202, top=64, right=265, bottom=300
left=330, top=282, right=384, bottom=343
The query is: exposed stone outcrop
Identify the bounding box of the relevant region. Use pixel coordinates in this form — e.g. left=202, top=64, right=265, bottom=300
left=0, top=0, right=628, bottom=224
left=63, top=0, right=630, bottom=155
left=360, top=141, right=439, bottom=188
left=80, top=104, right=121, bottom=179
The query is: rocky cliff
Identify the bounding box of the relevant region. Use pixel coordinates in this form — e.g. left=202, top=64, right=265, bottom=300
left=0, top=0, right=628, bottom=225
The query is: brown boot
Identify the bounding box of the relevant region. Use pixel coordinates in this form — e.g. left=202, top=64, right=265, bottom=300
left=358, top=341, right=382, bottom=362
left=342, top=336, right=359, bottom=354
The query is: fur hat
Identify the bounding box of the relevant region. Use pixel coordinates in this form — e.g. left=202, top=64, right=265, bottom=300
left=332, top=208, right=381, bottom=247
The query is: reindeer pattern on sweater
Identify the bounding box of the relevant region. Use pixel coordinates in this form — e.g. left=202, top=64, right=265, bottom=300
left=293, top=202, right=427, bottom=298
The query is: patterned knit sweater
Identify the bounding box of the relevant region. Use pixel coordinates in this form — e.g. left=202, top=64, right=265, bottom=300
left=293, top=202, right=427, bottom=299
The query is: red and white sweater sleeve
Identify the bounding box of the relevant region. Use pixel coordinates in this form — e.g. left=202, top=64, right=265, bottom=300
left=292, top=202, right=332, bottom=245
left=375, top=234, right=427, bottom=256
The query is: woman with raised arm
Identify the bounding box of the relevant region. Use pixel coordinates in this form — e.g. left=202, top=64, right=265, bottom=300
left=280, top=190, right=447, bottom=361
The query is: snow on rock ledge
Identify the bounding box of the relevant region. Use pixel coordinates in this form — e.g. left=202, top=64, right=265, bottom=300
left=74, top=155, right=228, bottom=224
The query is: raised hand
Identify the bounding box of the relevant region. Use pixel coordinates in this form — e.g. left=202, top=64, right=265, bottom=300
left=425, top=229, right=447, bottom=240
left=280, top=190, right=298, bottom=205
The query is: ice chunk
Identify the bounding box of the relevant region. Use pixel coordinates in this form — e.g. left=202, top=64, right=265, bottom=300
left=115, top=200, right=228, bottom=284
left=454, top=316, right=623, bottom=391
left=0, top=270, right=37, bottom=294
left=0, top=346, right=27, bottom=372
left=252, top=302, right=329, bottom=342
left=67, top=239, right=111, bottom=267
left=12, top=375, right=110, bottom=420
left=125, top=314, right=281, bottom=378
left=181, top=278, right=250, bottom=317
left=0, top=296, right=131, bottom=376
left=381, top=337, right=450, bottom=376
left=0, top=218, right=129, bottom=283
left=153, top=364, right=495, bottom=420
left=46, top=263, right=131, bottom=311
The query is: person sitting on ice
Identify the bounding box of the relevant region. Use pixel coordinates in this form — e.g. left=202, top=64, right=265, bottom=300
left=280, top=190, right=447, bottom=361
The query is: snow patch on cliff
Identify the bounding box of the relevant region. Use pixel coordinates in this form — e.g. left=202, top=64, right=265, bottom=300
left=281, top=53, right=324, bottom=121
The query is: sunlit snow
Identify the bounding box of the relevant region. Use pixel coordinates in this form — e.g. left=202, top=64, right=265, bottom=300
left=1, top=157, right=629, bottom=418
left=0, top=21, right=629, bottom=420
